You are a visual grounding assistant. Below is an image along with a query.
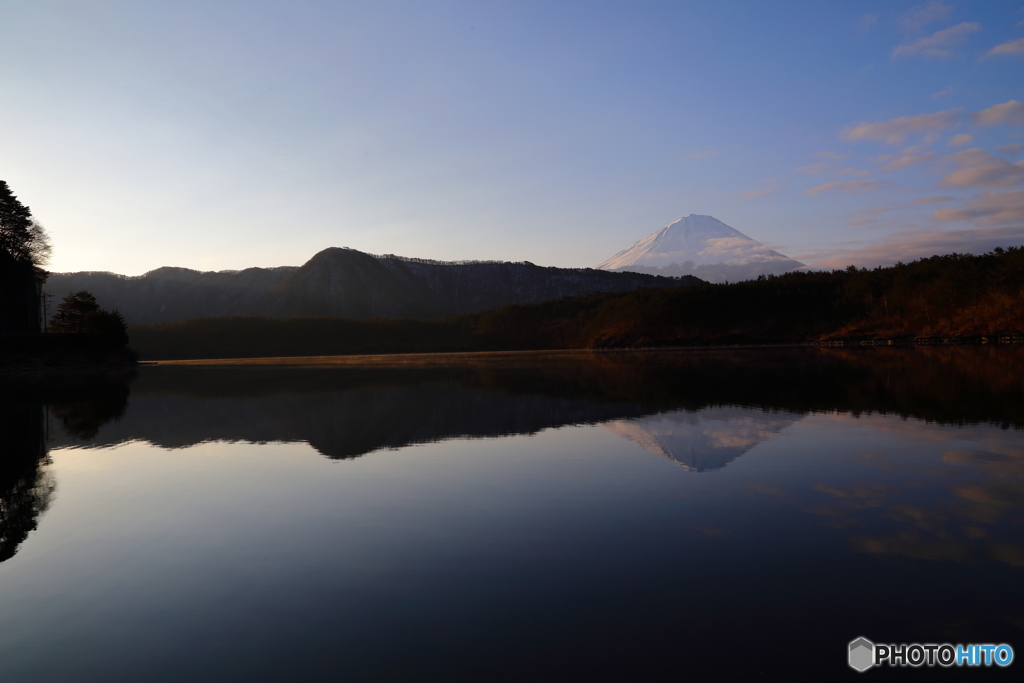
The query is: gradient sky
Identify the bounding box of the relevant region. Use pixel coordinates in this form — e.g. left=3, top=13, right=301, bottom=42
left=2, top=0, right=1023, bottom=275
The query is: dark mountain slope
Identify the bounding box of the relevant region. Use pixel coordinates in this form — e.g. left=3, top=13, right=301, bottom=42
left=258, top=248, right=445, bottom=318
left=46, top=266, right=297, bottom=324
left=374, top=253, right=678, bottom=314
left=47, top=247, right=697, bottom=323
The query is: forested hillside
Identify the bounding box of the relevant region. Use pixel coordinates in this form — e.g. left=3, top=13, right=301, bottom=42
left=129, top=247, right=1024, bottom=360
left=48, top=247, right=695, bottom=323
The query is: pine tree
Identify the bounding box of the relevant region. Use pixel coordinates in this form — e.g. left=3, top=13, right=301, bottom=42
left=49, top=291, right=129, bottom=346
left=50, top=291, right=100, bottom=333
left=0, top=180, right=50, bottom=267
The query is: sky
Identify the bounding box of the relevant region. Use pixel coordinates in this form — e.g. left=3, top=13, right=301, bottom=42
left=1, top=0, right=1023, bottom=275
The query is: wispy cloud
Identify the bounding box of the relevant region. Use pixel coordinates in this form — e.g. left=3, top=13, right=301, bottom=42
left=804, top=180, right=881, bottom=196
left=740, top=187, right=777, bottom=200
left=972, top=100, right=1024, bottom=125
left=882, top=152, right=936, bottom=170
left=948, top=133, right=973, bottom=147
left=842, top=109, right=960, bottom=144
left=899, top=1, right=954, bottom=33
left=837, top=168, right=872, bottom=177
left=891, top=22, right=981, bottom=59
left=810, top=150, right=846, bottom=160
left=699, top=237, right=777, bottom=258
left=685, top=149, right=720, bottom=160
left=984, top=36, right=1024, bottom=57
left=933, top=191, right=1024, bottom=226
left=932, top=85, right=954, bottom=99
left=793, top=163, right=830, bottom=175
left=998, top=143, right=1023, bottom=157
left=940, top=148, right=1024, bottom=189
left=857, top=14, right=878, bottom=33
left=806, top=225, right=1024, bottom=270
left=912, top=196, right=955, bottom=204
left=848, top=218, right=881, bottom=227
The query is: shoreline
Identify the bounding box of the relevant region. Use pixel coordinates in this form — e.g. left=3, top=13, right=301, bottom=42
left=143, top=338, right=1024, bottom=368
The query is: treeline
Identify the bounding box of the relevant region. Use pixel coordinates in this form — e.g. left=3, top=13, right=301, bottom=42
left=121, top=347, right=1024, bottom=429
left=1, top=291, right=134, bottom=369
left=129, top=247, right=1024, bottom=360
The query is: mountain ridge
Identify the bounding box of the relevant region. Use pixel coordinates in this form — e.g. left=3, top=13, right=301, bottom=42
left=46, top=247, right=700, bottom=324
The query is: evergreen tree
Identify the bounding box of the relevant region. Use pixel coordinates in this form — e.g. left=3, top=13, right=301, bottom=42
left=50, top=291, right=130, bottom=347
left=84, top=309, right=129, bottom=347
left=0, top=180, right=50, bottom=267
left=50, top=291, right=100, bottom=333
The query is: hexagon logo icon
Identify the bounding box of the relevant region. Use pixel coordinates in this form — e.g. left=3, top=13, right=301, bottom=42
left=849, top=637, right=874, bottom=672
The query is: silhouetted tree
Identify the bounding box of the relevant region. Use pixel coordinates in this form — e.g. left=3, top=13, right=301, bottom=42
left=50, top=291, right=129, bottom=346
left=0, top=180, right=50, bottom=267
left=51, top=291, right=100, bottom=333
left=84, top=309, right=130, bottom=347
left=0, top=181, right=50, bottom=333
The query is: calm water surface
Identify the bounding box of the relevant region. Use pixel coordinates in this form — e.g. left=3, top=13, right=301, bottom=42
left=0, top=348, right=1022, bottom=681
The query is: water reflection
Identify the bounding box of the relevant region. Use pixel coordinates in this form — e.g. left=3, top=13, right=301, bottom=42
left=0, top=400, right=50, bottom=562
left=607, top=407, right=799, bottom=471
left=0, top=372, right=130, bottom=562
left=44, top=347, right=1024, bottom=459
left=805, top=417, right=1024, bottom=568
left=1, top=349, right=1022, bottom=681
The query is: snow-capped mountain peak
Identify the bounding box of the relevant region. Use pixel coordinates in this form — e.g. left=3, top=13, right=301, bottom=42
left=596, top=214, right=803, bottom=283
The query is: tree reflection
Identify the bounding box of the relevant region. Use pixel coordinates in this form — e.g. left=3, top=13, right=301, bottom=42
left=0, top=372, right=131, bottom=562
left=60, top=347, right=1024, bottom=462
left=0, top=401, right=52, bottom=562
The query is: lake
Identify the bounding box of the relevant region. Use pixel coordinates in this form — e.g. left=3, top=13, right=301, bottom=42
left=1, top=348, right=1022, bottom=681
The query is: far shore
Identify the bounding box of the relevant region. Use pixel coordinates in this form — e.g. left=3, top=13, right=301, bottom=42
left=144, top=346, right=804, bottom=368
left=142, top=338, right=1024, bottom=369
left=146, top=348, right=670, bottom=368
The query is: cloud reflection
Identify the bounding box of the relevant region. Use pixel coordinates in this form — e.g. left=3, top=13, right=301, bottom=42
left=799, top=415, right=1024, bottom=568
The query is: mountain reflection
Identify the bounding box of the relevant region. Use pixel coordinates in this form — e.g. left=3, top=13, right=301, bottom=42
left=607, top=407, right=799, bottom=471
left=0, top=372, right=131, bottom=562
left=41, top=346, right=1024, bottom=463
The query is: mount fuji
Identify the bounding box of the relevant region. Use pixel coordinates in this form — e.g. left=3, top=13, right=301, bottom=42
left=606, top=407, right=799, bottom=472
left=596, top=214, right=804, bottom=283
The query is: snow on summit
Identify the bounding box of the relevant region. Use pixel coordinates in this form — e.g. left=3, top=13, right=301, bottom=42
left=596, top=215, right=804, bottom=283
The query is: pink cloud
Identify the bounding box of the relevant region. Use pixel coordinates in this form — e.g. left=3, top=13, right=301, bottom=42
left=984, top=37, right=1024, bottom=58
left=805, top=225, right=1024, bottom=270
left=882, top=152, right=935, bottom=170
left=842, top=110, right=960, bottom=144
left=940, top=148, right=1024, bottom=189
left=810, top=150, right=846, bottom=160
left=804, top=180, right=881, bottom=196
left=912, top=195, right=955, bottom=204
left=972, top=100, right=1024, bottom=126
left=685, top=150, right=720, bottom=160
left=740, top=187, right=776, bottom=200
left=891, top=22, right=981, bottom=59
left=793, top=163, right=830, bottom=175
left=933, top=190, right=1024, bottom=226
left=898, top=2, right=954, bottom=33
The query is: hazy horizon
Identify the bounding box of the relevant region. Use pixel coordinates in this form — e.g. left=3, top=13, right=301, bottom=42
left=2, top=1, right=1023, bottom=276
